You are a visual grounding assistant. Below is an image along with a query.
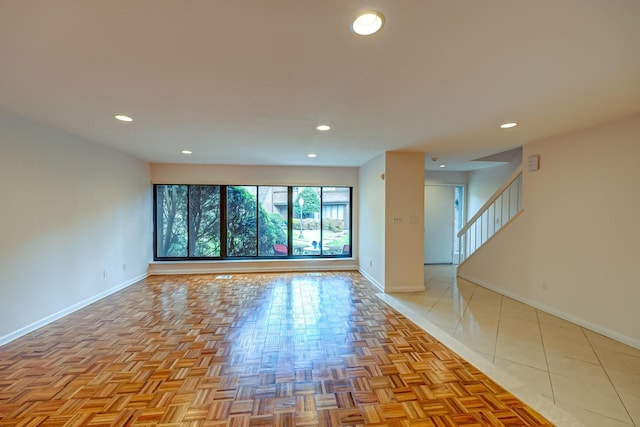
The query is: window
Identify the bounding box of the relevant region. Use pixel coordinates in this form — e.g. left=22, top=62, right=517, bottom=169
left=258, top=186, right=288, bottom=256
left=293, top=187, right=321, bottom=255
left=154, top=185, right=351, bottom=260
left=322, top=187, right=351, bottom=255
left=227, top=186, right=258, bottom=257
left=156, top=185, right=188, bottom=257
left=453, top=185, right=464, bottom=262
left=189, top=185, right=220, bottom=257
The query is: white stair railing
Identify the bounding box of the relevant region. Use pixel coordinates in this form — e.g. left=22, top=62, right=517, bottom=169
left=457, top=167, right=523, bottom=263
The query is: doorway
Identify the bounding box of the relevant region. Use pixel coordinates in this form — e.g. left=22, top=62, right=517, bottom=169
left=424, top=185, right=464, bottom=264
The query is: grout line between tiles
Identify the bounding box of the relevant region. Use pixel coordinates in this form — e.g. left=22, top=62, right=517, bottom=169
left=380, top=275, right=584, bottom=427
left=492, top=294, right=504, bottom=364
left=536, top=308, right=557, bottom=404
left=452, top=281, right=477, bottom=334
left=583, top=327, right=637, bottom=426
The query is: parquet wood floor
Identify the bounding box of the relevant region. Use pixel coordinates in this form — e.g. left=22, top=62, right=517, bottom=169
left=0, top=273, right=552, bottom=426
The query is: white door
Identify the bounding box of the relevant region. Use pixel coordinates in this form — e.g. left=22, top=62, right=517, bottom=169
left=424, top=185, right=455, bottom=264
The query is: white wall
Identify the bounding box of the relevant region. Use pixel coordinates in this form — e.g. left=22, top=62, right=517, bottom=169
left=385, top=152, right=425, bottom=292
left=151, top=163, right=358, bottom=187
left=466, top=155, right=522, bottom=219
left=424, top=170, right=467, bottom=186
left=458, top=113, right=640, bottom=347
left=0, top=114, right=151, bottom=343
left=358, top=154, right=386, bottom=289
left=358, top=152, right=425, bottom=291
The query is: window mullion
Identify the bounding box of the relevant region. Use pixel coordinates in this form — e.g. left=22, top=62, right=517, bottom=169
left=319, top=188, right=324, bottom=255
left=220, top=185, right=227, bottom=258
left=255, top=186, right=259, bottom=256
left=287, top=187, right=293, bottom=256
left=153, top=185, right=158, bottom=259
left=186, top=185, right=191, bottom=258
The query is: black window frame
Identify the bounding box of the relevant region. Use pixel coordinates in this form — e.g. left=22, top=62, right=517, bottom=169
left=153, top=184, right=352, bottom=261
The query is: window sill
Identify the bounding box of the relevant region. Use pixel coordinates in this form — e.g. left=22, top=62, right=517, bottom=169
left=148, top=257, right=357, bottom=275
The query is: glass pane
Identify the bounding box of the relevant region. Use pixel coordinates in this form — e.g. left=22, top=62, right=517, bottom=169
left=227, top=186, right=258, bottom=257
left=453, top=186, right=464, bottom=260
left=293, top=187, right=321, bottom=255
left=156, top=185, right=188, bottom=257
left=189, top=185, right=220, bottom=257
left=258, top=186, right=288, bottom=256
left=322, top=187, right=351, bottom=256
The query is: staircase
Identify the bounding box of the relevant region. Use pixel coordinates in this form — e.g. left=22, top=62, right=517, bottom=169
left=457, top=166, right=523, bottom=264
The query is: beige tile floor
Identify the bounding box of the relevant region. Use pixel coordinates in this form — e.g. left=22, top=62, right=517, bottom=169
left=377, top=264, right=640, bottom=427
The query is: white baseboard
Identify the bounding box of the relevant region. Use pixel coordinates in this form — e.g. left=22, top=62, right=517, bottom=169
left=458, top=273, right=640, bottom=351
left=386, top=285, right=427, bottom=292
left=0, top=273, right=148, bottom=347
left=358, top=269, right=384, bottom=291
left=376, top=292, right=584, bottom=427
left=356, top=269, right=425, bottom=293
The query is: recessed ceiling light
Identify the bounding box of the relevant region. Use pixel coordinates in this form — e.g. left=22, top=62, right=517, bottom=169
left=500, top=122, right=518, bottom=129
left=439, top=164, right=446, bottom=168
left=316, top=124, right=331, bottom=131
left=308, top=153, right=317, bottom=158
left=114, top=114, right=133, bottom=122
left=351, top=11, right=385, bottom=36
left=181, top=150, right=192, bottom=155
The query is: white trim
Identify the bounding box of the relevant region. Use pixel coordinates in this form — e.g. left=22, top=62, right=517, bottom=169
left=0, top=273, right=148, bottom=347
left=151, top=264, right=358, bottom=275
left=358, top=268, right=384, bottom=291
left=458, top=166, right=523, bottom=238
left=149, top=258, right=357, bottom=275
left=385, top=285, right=427, bottom=292
left=357, top=269, right=425, bottom=293
left=458, top=273, right=640, bottom=351
left=149, top=257, right=358, bottom=276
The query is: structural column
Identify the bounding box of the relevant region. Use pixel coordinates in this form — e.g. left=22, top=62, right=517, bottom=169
left=384, top=151, right=425, bottom=292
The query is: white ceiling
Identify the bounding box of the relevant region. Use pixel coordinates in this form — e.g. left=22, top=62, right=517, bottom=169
left=1, top=1, right=639, bottom=171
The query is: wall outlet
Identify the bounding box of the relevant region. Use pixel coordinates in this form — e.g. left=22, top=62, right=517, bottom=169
left=122, top=264, right=126, bottom=272
left=542, top=280, right=548, bottom=290
left=103, top=270, right=108, bottom=279
left=369, top=258, right=373, bottom=267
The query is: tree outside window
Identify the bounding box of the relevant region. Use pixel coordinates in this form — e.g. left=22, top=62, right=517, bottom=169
left=155, top=184, right=349, bottom=259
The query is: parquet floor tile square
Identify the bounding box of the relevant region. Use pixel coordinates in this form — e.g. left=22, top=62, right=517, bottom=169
left=0, top=273, right=553, bottom=426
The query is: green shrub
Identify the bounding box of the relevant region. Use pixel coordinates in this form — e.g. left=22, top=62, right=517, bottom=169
left=292, top=218, right=320, bottom=230
left=323, top=218, right=344, bottom=232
